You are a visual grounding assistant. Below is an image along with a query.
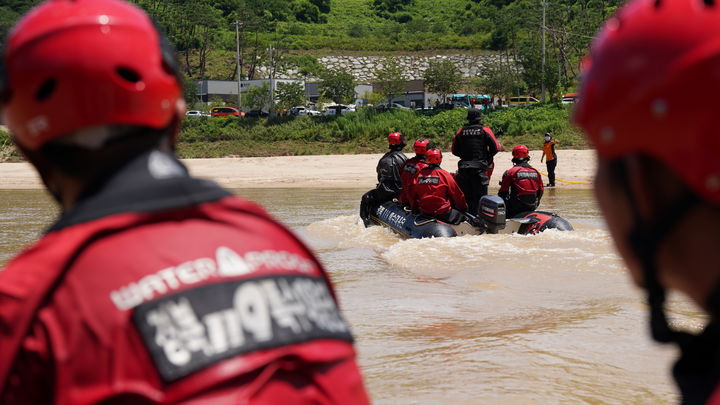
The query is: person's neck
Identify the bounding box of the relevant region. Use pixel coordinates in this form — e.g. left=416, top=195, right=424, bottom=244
left=658, top=205, right=720, bottom=309
left=47, top=171, right=89, bottom=212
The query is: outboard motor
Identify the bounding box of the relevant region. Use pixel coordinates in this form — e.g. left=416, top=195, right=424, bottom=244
left=479, top=195, right=506, bottom=234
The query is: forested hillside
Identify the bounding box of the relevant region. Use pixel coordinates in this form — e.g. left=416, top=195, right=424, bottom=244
left=1, top=0, right=623, bottom=98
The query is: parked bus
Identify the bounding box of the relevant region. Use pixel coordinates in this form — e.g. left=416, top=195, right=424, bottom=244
left=450, top=94, right=491, bottom=109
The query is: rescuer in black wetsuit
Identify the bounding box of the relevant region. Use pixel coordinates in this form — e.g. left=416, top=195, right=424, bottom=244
left=360, top=132, right=408, bottom=226
left=452, top=109, right=499, bottom=215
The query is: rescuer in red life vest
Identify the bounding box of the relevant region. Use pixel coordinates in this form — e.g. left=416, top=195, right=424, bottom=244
left=398, top=138, right=433, bottom=205
left=498, top=145, right=544, bottom=218
left=575, top=1, right=720, bottom=403
left=409, top=149, right=468, bottom=224
left=0, top=1, right=370, bottom=404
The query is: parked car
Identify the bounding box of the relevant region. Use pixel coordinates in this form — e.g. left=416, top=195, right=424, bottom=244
left=322, top=104, right=353, bottom=116
left=290, top=106, right=308, bottom=116
left=291, top=106, right=322, bottom=116
left=210, top=106, right=240, bottom=117
left=433, top=103, right=456, bottom=110
left=508, top=96, right=540, bottom=107
left=185, top=110, right=208, bottom=118
left=245, top=109, right=269, bottom=118
left=376, top=103, right=410, bottom=111
left=561, top=93, right=579, bottom=104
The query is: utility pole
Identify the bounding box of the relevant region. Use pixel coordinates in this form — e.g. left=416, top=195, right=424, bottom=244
left=268, top=45, right=274, bottom=116
left=541, top=0, right=547, bottom=103
left=233, top=21, right=243, bottom=111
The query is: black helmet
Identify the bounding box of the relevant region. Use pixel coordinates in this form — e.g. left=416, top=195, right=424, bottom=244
left=466, top=109, right=482, bottom=122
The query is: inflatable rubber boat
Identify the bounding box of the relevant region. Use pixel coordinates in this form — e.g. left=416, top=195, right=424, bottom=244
left=366, top=195, right=573, bottom=239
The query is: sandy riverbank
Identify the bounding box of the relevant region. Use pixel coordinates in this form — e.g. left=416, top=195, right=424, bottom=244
left=0, top=149, right=596, bottom=189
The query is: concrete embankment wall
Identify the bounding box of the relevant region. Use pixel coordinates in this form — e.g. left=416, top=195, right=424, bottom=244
left=263, top=53, right=516, bottom=82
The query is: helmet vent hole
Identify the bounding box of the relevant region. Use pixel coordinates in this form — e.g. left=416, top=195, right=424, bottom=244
left=654, top=0, right=662, bottom=7
left=35, top=78, right=56, bottom=102
left=704, top=0, right=715, bottom=7
left=116, top=67, right=142, bottom=83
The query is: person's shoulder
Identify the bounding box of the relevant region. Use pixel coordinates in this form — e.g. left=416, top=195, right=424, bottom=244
left=379, top=151, right=395, bottom=162
left=218, top=194, right=273, bottom=218
left=392, top=152, right=407, bottom=162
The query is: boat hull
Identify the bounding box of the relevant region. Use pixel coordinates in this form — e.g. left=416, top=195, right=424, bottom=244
left=367, top=200, right=573, bottom=239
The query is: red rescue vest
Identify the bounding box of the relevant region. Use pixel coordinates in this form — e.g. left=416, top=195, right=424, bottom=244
left=0, top=196, right=360, bottom=404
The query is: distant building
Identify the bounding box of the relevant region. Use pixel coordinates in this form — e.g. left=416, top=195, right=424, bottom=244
left=195, top=79, right=304, bottom=107
left=303, top=82, right=372, bottom=106
left=194, top=79, right=441, bottom=110
left=372, top=79, right=440, bottom=109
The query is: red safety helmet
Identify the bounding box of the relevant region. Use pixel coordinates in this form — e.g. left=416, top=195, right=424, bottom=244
left=574, top=0, right=720, bottom=203
left=0, top=0, right=184, bottom=150
left=512, top=145, right=529, bottom=159
left=413, top=139, right=430, bottom=155
left=425, top=148, right=442, bottom=165
left=387, top=132, right=405, bottom=146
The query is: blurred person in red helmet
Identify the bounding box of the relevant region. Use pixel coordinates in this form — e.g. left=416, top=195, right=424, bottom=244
left=575, top=0, right=720, bottom=403
left=398, top=138, right=433, bottom=206
left=498, top=145, right=544, bottom=218
left=360, top=131, right=407, bottom=226
left=451, top=108, right=499, bottom=215
left=0, top=1, right=370, bottom=404
left=408, top=149, right=468, bottom=224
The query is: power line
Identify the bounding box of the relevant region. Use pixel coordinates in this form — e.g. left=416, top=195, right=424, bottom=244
left=543, top=26, right=596, bottom=40
left=541, top=0, right=547, bottom=102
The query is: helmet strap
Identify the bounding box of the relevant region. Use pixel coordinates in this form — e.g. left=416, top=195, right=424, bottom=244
left=631, top=196, right=720, bottom=403
left=614, top=158, right=720, bottom=402
left=614, top=157, right=698, bottom=343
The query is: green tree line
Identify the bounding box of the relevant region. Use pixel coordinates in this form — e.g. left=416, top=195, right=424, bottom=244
left=1, top=0, right=623, bottom=100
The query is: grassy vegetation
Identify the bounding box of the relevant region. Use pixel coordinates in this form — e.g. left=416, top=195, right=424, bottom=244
left=263, top=0, right=487, bottom=51
left=483, top=103, right=587, bottom=150
left=0, top=129, right=21, bottom=162
left=0, top=104, right=587, bottom=162
left=177, top=103, right=587, bottom=158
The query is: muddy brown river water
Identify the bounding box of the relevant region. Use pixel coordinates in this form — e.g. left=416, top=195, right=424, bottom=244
left=0, top=187, right=704, bottom=404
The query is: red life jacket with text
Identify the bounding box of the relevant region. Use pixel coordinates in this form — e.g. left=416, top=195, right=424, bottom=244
left=499, top=163, right=544, bottom=201
left=0, top=152, right=367, bottom=405
left=410, top=166, right=468, bottom=215
left=399, top=155, right=427, bottom=204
